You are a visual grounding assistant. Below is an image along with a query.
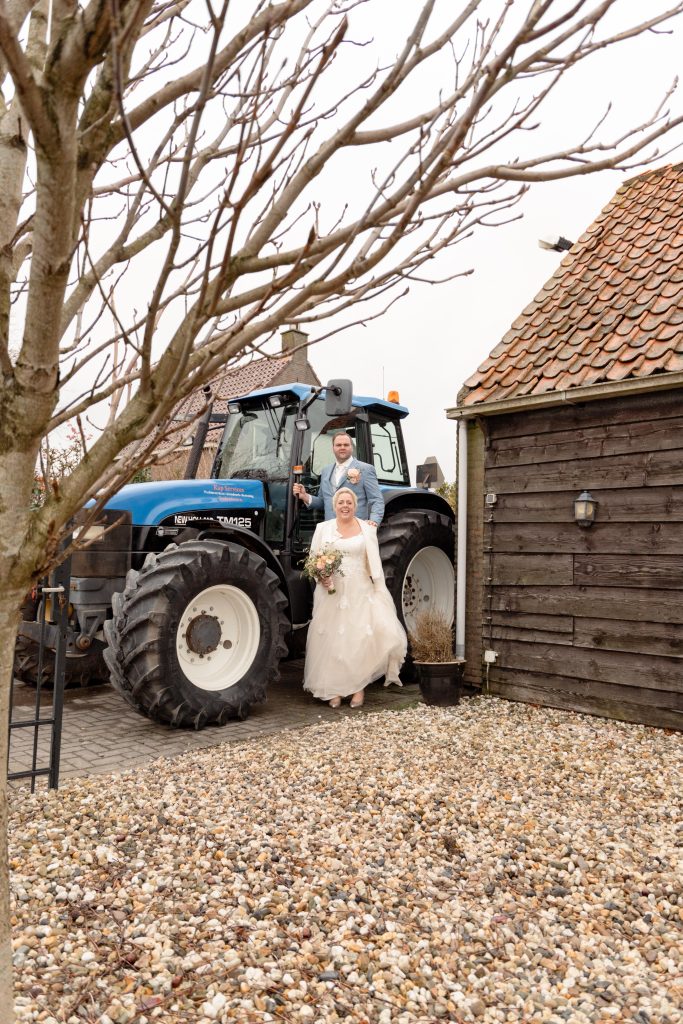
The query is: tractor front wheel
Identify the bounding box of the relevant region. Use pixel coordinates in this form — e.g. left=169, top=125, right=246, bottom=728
left=13, top=636, right=107, bottom=689
left=13, top=591, right=108, bottom=688
left=103, top=540, right=288, bottom=728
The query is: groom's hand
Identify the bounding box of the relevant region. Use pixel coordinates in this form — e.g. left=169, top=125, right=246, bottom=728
left=366, top=520, right=378, bottom=528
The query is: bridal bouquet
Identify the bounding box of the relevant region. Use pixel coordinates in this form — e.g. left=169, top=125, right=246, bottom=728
left=302, top=546, right=344, bottom=595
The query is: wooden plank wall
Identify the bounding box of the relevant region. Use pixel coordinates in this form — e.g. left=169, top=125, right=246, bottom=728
left=483, top=388, right=683, bottom=730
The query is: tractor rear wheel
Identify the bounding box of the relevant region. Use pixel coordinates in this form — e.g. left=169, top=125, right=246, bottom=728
left=378, top=509, right=455, bottom=632
left=103, top=540, right=288, bottom=728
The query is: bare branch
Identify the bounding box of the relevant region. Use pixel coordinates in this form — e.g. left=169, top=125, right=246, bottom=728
left=0, top=0, right=54, bottom=150
left=1, top=0, right=683, bottom=690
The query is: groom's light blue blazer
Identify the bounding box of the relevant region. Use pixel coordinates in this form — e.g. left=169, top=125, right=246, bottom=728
left=308, top=458, right=384, bottom=525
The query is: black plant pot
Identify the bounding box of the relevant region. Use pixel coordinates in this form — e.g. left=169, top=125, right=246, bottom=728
left=416, top=661, right=463, bottom=707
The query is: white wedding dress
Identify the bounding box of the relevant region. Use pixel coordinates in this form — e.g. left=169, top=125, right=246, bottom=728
left=303, top=533, right=407, bottom=701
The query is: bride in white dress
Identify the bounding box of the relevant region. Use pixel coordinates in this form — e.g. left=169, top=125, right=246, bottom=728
left=303, top=488, right=407, bottom=708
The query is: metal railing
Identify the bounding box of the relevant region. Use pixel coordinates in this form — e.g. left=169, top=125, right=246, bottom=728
left=7, top=552, right=71, bottom=791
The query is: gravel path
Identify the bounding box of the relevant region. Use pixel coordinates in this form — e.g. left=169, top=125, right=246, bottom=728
left=10, top=697, right=683, bottom=1024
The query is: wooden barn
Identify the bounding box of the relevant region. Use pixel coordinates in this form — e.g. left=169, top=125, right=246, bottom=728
left=449, top=163, right=683, bottom=730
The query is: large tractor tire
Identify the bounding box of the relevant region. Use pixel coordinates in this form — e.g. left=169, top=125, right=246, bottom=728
left=378, top=509, right=455, bottom=632
left=13, top=635, right=107, bottom=689
left=103, top=539, right=289, bottom=729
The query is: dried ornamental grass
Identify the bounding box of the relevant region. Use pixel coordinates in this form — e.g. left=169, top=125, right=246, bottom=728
left=408, top=609, right=455, bottom=663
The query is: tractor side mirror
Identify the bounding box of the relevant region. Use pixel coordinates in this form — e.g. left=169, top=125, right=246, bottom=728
left=324, top=379, right=353, bottom=417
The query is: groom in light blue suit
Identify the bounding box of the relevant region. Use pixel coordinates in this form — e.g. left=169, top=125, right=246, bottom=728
left=293, top=432, right=384, bottom=526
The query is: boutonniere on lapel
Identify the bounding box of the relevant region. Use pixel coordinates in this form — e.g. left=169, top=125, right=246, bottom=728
left=347, top=467, right=361, bottom=485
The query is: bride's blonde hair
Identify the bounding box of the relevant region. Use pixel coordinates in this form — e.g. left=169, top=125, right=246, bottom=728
left=333, top=487, right=358, bottom=510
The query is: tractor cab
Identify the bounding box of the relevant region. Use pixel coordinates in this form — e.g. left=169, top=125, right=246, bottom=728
left=211, top=382, right=411, bottom=552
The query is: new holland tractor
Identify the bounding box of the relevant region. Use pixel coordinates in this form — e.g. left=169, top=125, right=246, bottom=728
left=14, top=380, right=455, bottom=727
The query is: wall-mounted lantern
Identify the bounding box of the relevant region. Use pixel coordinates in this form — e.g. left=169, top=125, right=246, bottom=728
left=574, top=490, right=598, bottom=527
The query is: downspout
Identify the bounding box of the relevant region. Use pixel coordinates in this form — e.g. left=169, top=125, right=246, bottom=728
left=455, top=418, right=467, bottom=660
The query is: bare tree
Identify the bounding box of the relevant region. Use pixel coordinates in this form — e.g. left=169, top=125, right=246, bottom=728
left=1, top=0, right=682, bottom=1014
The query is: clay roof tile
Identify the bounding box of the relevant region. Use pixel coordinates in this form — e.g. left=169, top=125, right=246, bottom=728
left=664, top=350, right=683, bottom=372
left=603, top=360, right=630, bottom=382
left=460, top=162, right=683, bottom=407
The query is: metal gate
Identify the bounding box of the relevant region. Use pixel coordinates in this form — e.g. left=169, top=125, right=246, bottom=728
left=7, top=553, right=71, bottom=791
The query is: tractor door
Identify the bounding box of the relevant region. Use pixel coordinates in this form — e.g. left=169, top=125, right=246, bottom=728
left=290, top=406, right=410, bottom=550
left=291, top=400, right=367, bottom=553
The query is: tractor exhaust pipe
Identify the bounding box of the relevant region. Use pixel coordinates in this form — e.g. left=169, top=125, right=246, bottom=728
left=184, top=386, right=213, bottom=479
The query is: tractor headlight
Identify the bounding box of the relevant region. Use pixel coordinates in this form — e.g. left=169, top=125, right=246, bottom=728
left=71, top=509, right=132, bottom=578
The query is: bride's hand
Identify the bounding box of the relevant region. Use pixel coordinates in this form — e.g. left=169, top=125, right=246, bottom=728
left=320, top=575, right=334, bottom=590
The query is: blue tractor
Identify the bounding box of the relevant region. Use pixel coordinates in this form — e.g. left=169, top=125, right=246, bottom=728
left=14, top=381, right=455, bottom=727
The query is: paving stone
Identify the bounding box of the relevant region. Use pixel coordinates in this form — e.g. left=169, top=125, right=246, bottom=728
left=8, top=660, right=418, bottom=785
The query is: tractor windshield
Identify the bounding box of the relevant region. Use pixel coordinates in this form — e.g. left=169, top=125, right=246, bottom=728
left=215, top=403, right=296, bottom=481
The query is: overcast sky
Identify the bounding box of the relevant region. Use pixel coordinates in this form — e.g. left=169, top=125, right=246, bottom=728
left=303, top=5, right=683, bottom=482
left=49, top=2, right=683, bottom=485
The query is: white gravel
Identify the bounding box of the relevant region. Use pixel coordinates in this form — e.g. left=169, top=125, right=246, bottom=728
left=9, top=696, right=683, bottom=1023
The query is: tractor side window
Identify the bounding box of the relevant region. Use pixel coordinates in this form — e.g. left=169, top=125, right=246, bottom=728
left=216, top=404, right=296, bottom=545
left=370, top=419, right=408, bottom=485
left=303, top=408, right=359, bottom=487
left=311, top=432, right=335, bottom=476
left=310, top=429, right=357, bottom=477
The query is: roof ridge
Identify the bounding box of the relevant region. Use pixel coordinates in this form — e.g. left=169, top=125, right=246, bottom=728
left=621, top=161, right=683, bottom=190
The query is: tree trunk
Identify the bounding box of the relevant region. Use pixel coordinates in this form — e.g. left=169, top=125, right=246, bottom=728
left=0, top=437, right=43, bottom=1023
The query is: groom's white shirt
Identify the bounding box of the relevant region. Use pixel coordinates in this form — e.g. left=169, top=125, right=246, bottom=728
left=331, top=456, right=353, bottom=487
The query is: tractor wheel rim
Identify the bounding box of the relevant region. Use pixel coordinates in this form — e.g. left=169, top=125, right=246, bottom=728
left=176, top=584, right=260, bottom=691
left=402, top=545, right=454, bottom=631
